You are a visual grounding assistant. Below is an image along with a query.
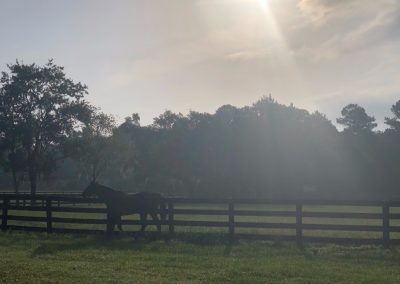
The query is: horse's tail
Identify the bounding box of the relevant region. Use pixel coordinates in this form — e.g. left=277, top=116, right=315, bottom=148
left=160, top=198, right=167, bottom=221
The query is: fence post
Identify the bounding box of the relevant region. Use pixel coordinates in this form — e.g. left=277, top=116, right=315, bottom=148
left=228, top=202, right=235, bottom=239
left=46, top=199, right=53, bottom=234
left=382, top=203, right=390, bottom=249
left=1, top=198, right=9, bottom=232
left=296, top=204, right=303, bottom=247
left=168, top=201, right=174, bottom=236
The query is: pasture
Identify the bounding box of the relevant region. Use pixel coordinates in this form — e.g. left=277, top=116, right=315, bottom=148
left=2, top=196, right=400, bottom=283
left=1, top=231, right=400, bottom=283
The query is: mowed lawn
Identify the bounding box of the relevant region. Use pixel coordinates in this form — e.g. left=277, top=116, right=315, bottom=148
left=1, top=231, right=400, bottom=283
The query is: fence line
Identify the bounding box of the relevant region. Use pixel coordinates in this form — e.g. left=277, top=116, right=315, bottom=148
left=1, top=194, right=400, bottom=247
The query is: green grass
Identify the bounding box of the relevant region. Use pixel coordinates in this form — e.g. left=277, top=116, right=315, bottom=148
left=1, top=231, right=400, bottom=283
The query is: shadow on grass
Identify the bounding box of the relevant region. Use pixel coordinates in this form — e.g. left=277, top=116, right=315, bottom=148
left=32, top=239, right=138, bottom=257
left=30, top=232, right=240, bottom=257
left=23, top=231, right=400, bottom=263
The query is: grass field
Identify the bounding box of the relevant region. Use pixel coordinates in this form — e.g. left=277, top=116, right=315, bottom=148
left=1, top=231, right=400, bottom=283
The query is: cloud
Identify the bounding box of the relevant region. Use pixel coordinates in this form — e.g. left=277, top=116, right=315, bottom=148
left=298, top=0, right=337, bottom=24
left=298, top=0, right=373, bottom=25
left=294, top=0, right=400, bottom=60
left=224, top=50, right=271, bottom=61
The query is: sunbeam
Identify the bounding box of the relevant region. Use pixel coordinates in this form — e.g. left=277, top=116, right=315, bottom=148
left=256, top=0, right=269, bottom=11
left=252, top=0, right=308, bottom=100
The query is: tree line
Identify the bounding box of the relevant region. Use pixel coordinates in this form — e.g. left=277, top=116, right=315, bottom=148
left=1, top=60, right=400, bottom=199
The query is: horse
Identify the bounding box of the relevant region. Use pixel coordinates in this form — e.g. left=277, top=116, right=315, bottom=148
left=82, top=182, right=166, bottom=235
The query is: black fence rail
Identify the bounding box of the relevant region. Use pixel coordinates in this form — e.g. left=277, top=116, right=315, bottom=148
left=1, top=194, right=400, bottom=247
left=0, top=192, right=82, bottom=207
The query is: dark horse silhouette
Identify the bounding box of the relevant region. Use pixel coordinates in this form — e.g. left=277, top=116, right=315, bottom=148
left=82, top=182, right=166, bottom=235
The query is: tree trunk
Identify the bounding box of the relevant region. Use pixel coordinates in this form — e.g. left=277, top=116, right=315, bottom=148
left=92, top=164, right=96, bottom=182
left=27, top=151, right=38, bottom=204
left=11, top=168, right=19, bottom=194
left=27, top=149, right=38, bottom=198
left=28, top=167, right=37, bottom=206
left=29, top=167, right=37, bottom=196
left=11, top=168, right=20, bottom=206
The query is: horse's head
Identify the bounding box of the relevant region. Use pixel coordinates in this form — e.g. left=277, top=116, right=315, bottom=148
left=82, top=181, right=98, bottom=198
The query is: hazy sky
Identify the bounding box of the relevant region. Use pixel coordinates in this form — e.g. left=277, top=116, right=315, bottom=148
left=0, top=0, right=399, bottom=127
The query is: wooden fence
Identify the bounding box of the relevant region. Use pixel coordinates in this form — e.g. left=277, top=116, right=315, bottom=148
left=0, top=192, right=82, bottom=208
left=1, top=194, right=400, bottom=247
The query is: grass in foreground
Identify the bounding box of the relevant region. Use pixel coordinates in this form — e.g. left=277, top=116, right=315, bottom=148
left=0, top=232, right=400, bottom=283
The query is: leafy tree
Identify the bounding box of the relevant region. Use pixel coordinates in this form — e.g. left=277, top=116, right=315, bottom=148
left=110, top=113, right=142, bottom=180
left=337, top=104, right=377, bottom=134
left=0, top=142, right=26, bottom=193
left=187, top=111, right=212, bottom=129
left=119, top=113, right=140, bottom=131
left=0, top=60, right=91, bottom=195
left=67, top=111, right=116, bottom=182
left=385, top=100, right=400, bottom=132
left=129, top=113, right=141, bottom=127
left=153, top=110, right=183, bottom=129
left=0, top=86, right=26, bottom=192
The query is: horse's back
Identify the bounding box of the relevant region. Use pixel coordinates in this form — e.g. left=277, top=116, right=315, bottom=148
left=131, top=192, right=164, bottom=207
left=121, top=191, right=163, bottom=212
left=133, top=191, right=164, bottom=200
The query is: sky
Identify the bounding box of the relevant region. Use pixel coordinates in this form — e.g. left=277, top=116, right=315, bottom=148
left=0, top=0, right=399, bottom=128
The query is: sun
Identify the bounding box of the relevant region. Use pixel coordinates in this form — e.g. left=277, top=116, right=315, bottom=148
left=256, top=0, right=270, bottom=11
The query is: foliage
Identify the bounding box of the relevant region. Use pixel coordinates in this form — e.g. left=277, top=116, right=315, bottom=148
left=153, top=110, right=183, bottom=129
left=336, top=104, right=377, bottom=134
left=0, top=60, right=91, bottom=194
left=65, top=110, right=116, bottom=182
left=385, top=100, right=400, bottom=132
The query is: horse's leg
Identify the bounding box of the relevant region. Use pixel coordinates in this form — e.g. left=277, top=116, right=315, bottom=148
left=150, top=212, right=161, bottom=233
left=106, top=207, right=116, bottom=236
left=106, top=218, right=115, bottom=236
left=117, top=215, right=123, bottom=232
left=140, top=213, right=148, bottom=233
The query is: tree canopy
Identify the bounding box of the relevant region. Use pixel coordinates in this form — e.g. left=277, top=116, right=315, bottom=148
left=0, top=60, right=91, bottom=194
left=336, top=104, right=377, bottom=134
left=385, top=101, right=400, bottom=132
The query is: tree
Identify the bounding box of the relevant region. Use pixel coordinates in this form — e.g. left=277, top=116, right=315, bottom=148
left=336, top=104, right=377, bottom=134
left=67, top=111, right=116, bottom=182
left=0, top=86, right=27, bottom=192
left=385, top=100, right=400, bottom=132
left=0, top=60, right=91, bottom=195
left=153, top=110, right=183, bottom=129
left=0, top=141, right=26, bottom=193
left=119, top=113, right=140, bottom=131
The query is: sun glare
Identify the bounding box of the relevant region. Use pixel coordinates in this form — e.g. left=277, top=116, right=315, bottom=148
left=251, top=0, right=308, bottom=98
left=256, top=0, right=269, bottom=11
